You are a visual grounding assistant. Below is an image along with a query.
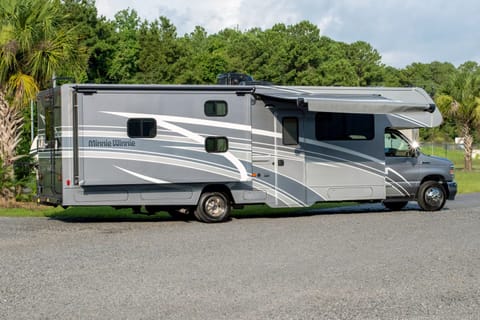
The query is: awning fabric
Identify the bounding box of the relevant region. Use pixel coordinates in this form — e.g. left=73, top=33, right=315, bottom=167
left=255, top=91, right=434, bottom=114
left=254, top=86, right=442, bottom=128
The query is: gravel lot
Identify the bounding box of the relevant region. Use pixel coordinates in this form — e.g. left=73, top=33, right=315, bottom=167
left=1, top=194, right=479, bottom=319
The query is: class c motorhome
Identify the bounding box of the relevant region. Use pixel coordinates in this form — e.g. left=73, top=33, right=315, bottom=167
left=35, top=81, right=457, bottom=222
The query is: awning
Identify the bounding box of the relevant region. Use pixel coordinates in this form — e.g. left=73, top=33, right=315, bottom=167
left=255, top=91, right=435, bottom=114
left=254, top=86, right=443, bottom=128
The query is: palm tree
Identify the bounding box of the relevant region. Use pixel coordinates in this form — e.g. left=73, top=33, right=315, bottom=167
left=0, top=0, right=84, bottom=200
left=436, top=62, right=480, bottom=171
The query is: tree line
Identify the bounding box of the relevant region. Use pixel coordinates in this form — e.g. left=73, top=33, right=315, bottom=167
left=0, top=0, right=479, bottom=201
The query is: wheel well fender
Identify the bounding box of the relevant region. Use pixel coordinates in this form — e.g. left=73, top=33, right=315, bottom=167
left=200, top=184, right=234, bottom=204
left=418, top=175, right=449, bottom=198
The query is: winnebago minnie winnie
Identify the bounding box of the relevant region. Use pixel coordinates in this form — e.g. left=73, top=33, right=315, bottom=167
left=35, top=82, right=457, bottom=222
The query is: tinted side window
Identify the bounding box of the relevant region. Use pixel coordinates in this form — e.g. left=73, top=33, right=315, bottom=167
left=315, top=112, right=374, bottom=140
left=205, top=137, right=228, bottom=153
left=205, top=101, right=228, bottom=117
left=385, top=131, right=412, bottom=157
left=127, top=118, right=157, bottom=138
left=282, top=117, right=299, bottom=145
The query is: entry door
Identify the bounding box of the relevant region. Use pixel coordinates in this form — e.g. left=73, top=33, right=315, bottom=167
left=273, top=111, right=306, bottom=206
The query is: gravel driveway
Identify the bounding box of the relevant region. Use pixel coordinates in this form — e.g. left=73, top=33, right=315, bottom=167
left=1, top=194, right=479, bottom=319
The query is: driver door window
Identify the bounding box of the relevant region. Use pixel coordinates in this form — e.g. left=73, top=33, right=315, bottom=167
left=385, top=131, right=412, bottom=157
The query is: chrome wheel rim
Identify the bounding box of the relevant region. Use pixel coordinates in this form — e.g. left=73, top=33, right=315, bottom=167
left=205, top=196, right=226, bottom=217
left=425, top=187, right=444, bottom=207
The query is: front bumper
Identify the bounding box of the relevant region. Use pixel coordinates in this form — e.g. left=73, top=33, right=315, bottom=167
left=446, top=181, right=457, bottom=200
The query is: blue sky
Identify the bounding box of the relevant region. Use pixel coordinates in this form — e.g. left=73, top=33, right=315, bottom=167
left=96, top=0, right=479, bottom=68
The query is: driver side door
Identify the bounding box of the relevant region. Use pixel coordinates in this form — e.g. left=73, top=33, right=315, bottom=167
left=385, top=129, right=420, bottom=198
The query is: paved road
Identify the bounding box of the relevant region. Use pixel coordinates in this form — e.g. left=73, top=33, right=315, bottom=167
left=1, top=195, right=480, bottom=319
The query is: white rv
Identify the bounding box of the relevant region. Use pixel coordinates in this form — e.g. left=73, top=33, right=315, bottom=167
left=36, top=82, right=457, bottom=222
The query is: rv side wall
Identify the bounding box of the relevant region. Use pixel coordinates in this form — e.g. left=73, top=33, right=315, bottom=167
left=62, top=85, right=257, bottom=206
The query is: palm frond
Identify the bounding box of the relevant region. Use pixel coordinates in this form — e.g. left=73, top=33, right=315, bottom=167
left=6, top=72, right=38, bottom=108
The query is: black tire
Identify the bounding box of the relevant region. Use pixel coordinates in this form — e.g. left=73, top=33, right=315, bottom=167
left=417, top=181, right=446, bottom=211
left=194, top=192, right=231, bottom=223
left=383, top=201, right=408, bottom=211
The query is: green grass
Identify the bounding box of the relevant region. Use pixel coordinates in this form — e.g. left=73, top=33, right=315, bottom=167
left=0, top=206, right=61, bottom=217
left=422, top=145, right=480, bottom=193
left=0, top=205, right=175, bottom=220
left=454, top=170, right=480, bottom=194
left=46, top=206, right=172, bottom=221
left=422, top=145, right=480, bottom=169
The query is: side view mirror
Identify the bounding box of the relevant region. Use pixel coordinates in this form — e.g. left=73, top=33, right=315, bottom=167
left=408, top=147, right=419, bottom=158
left=409, top=141, right=420, bottom=157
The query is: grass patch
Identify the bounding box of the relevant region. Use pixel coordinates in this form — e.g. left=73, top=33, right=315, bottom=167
left=45, top=206, right=172, bottom=221
left=422, top=146, right=480, bottom=193
left=454, top=170, right=480, bottom=194
left=0, top=203, right=65, bottom=217
left=422, top=145, right=480, bottom=169
left=0, top=206, right=60, bottom=217
left=0, top=205, right=170, bottom=220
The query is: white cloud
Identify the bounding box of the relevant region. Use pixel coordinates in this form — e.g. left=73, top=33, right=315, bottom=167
left=153, top=0, right=243, bottom=34
left=96, top=0, right=136, bottom=19
left=317, top=13, right=342, bottom=35
left=149, top=0, right=302, bottom=34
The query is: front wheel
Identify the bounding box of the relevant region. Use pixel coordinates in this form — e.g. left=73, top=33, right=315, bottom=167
left=417, top=181, right=446, bottom=211
left=194, top=192, right=231, bottom=223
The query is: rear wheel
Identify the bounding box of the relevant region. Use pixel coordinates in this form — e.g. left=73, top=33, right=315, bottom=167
left=194, top=192, right=231, bottom=223
left=383, top=201, right=408, bottom=211
left=417, top=181, right=446, bottom=211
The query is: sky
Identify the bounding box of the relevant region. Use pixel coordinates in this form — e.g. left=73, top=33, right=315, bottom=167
left=95, top=0, right=479, bottom=68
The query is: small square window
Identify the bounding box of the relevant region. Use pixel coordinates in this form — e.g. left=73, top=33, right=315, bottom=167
left=205, top=137, right=228, bottom=153
left=205, top=101, right=228, bottom=117
left=127, top=118, right=157, bottom=138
